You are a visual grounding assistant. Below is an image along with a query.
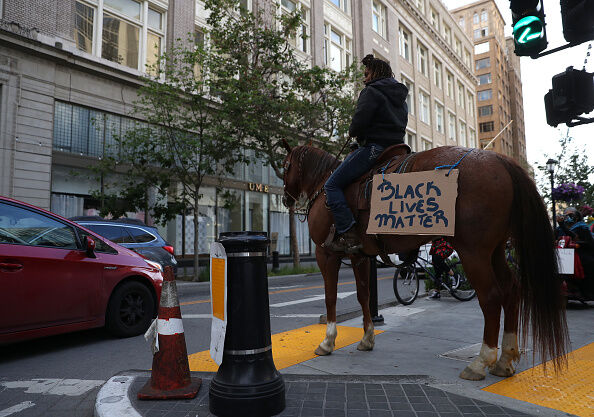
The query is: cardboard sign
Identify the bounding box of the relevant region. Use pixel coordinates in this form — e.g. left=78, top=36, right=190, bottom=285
left=367, top=170, right=459, bottom=236
left=557, top=248, right=575, bottom=275
left=210, top=242, right=227, bottom=365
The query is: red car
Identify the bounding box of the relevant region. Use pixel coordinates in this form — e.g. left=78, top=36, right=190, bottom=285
left=0, top=196, right=163, bottom=344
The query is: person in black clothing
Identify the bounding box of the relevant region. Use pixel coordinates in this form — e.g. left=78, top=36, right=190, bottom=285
left=325, top=54, right=409, bottom=252
left=556, top=207, right=594, bottom=280
left=428, top=238, right=454, bottom=299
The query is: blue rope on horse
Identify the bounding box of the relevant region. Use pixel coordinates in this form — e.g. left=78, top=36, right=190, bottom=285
left=380, top=153, right=416, bottom=181
left=435, top=149, right=474, bottom=176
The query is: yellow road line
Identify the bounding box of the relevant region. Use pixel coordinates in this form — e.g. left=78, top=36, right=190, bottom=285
left=483, top=342, right=594, bottom=417
left=187, top=324, right=383, bottom=372
left=180, top=275, right=393, bottom=306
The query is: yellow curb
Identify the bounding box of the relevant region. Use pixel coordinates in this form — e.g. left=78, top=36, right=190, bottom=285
left=483, top=342, right=594, bottom=417
left=188, top=324, right=384, bottom=372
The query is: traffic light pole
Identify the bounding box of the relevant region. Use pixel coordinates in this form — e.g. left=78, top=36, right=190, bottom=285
left=531, top=41, right=579, bottom=58
left=567, top=116, right=594, bottom=127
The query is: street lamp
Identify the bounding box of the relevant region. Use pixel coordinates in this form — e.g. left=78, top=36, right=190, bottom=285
left=546, top=158, right=558, bottom=229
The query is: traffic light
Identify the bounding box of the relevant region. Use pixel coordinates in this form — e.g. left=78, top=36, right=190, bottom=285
left=510, top=0, right=548, bottom=57
left=560, top=0, right=594, bottom=44
left=544, top=66, right=594, bottom=127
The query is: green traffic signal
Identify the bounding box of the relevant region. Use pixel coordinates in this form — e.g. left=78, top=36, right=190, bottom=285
left=514, top=16, right=545, bottom=44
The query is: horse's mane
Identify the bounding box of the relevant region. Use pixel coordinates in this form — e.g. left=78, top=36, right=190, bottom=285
left=293, top=145, right=340, bottom=190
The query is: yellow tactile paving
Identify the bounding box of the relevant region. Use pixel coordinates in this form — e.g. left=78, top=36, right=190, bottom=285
left=483, top=343, right=594, bottom=417
left=187, top=324, right=383, bottom=372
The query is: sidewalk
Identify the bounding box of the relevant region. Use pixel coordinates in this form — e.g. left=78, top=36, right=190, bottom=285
left=94, top=298, right=588, bottom=417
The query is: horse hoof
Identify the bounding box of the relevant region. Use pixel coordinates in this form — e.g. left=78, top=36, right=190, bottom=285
left=357, top=341, right=374, bottom=351
left=459, top=366, right=486, bottom=381
left=489, top=362, right=515, bottom=377
left=315, top=345, right=333, bottom=356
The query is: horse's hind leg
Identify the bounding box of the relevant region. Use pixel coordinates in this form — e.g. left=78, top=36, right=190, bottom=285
left=351, top=255, right=374, bottom=351
left=458, top=250, right=502, bottom=381
left=315, top=245, right=340, bottom=356
left=490, top=243, right=521, bottom=377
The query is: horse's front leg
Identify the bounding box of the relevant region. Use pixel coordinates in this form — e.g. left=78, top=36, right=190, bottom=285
left=314, top=246, right=340, bottom=356
left=351, top=255, right=374, bottom=351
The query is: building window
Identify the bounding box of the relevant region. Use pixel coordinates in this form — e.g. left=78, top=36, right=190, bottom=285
left=415, top=0, right=424, bottom=14
left=459, top=120, right=466, bottom=146
left=402, top=77, right=414, bottom=115
left=458, top=17, right=464, bottom=28
left=478, top=104, right=493, bottom=116
left=74, top=0, right=165, bottom=73
left=435, top=102, right=444, bottom=133
left=406, top=131, right=417, bottom=151
left=281, top=0, right=310, bottom=53
left=480, top=26, right=488, bottom=37
left=467, top=91, right=474, bottom=118
left=481, top=10, right=488, bottom=22
left=75, top=2, right=94, bottom=53
left=421, top=138, right=432, bottom=151
left=430, top=8, right=439, bottom=31
left=329, top=0, right=349, bottom=14
left=475, top=57, right=490, bottom=70
left=446, top=71, right=454, bottom=99
left=433, top=59, right=442, bottom=89
left=473, top=12, right=479, bottom=24
left=454, top=37, right=462, bottom=56
left=443, top=24, right=451, bottom=44
left=448, top=111, right=456, bottom=141
left=399, top=27, right=411, bottom=62
left=479, top=121, right=494, bottom=132
left=478, top=73, right=492, bottom=85
left=417, top=43, right=428, bottom=76
left=372, top=1, right=386, bottom=38
left=473, top=29, right=481, bottom=39
left=463, top=49, right=471, bottom=68
left=457, top=82, right=464, bottom=109
left=323, top=24, right=351, bottom=71
left=475, top=41, right=489, bottom=54
left=478, top=89, right=492, bottom=101
left=469, top=129, right=476, bottom=147
left=418, top=90, right=430, bottom=124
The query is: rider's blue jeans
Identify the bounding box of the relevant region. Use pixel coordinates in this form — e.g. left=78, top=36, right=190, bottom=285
left=324, top=143, right=385, bottom=234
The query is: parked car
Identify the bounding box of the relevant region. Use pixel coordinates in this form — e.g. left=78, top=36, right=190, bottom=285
left=0, top=196, right=163, bottom=345
left=71, top=216, right=177, bottom=276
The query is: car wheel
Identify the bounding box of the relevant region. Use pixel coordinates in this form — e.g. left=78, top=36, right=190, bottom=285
left=106, top=281, right=155, bottom=337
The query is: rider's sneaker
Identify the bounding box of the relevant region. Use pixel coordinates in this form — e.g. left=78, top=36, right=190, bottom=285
left=428, top=290, right=441, bottom=299
left=326, top=228, right=362, bottom=253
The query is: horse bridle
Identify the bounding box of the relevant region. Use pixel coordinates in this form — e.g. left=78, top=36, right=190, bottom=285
left=282, top=147, right=326, bottom=219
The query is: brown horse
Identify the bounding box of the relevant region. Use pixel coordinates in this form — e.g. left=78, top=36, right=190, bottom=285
left=281, top=143, right=568, bottom=381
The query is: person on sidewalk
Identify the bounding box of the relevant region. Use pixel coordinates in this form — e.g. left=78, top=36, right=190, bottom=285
left=428, top=237, right=454, bottom=299
left=325, top=54, right=409, bottom=253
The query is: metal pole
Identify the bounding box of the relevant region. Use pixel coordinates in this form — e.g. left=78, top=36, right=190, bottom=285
left=368, top=258, right=384, bottom=325
left=550, top=171, right=557, bottom=230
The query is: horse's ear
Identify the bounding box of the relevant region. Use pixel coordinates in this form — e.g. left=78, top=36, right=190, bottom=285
left=281, top=139, right=292, bottom=153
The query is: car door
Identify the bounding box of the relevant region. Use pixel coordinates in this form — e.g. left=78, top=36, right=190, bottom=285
left=0, top=201, right=103, bottom=333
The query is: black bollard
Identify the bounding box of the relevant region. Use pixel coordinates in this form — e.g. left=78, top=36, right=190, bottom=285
left=209, top=232, right=285, bottom=417
left=369, top=257, right=384, bottom=324
left=272, top=250, right=280, bottom=272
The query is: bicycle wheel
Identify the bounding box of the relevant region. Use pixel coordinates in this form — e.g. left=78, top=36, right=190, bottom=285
left=449, top=270, right=476, bottom=301
left=393, top=265, right=419, bottom=305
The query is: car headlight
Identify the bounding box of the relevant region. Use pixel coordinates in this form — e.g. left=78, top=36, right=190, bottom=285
left=145, top=259, right=163, bottom=272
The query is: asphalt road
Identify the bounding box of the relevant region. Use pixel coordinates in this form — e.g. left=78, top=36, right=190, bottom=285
left=0, top=265, right=398, bottom=417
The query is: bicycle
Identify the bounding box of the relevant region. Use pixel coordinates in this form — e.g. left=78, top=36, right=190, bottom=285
left=393, top=254, right=476, bottom=305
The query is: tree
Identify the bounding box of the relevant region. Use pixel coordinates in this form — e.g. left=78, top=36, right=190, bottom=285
left=92, top=37, right=243, bottom=281
left=206, top=0, right=361, bottom=266
left=536, top=130, right=594, bottom=214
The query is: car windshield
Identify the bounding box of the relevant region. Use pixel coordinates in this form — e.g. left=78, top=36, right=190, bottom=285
left=83, top=224, right=135, bottom=244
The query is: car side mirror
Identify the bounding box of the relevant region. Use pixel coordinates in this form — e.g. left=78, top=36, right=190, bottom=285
left=85, top=236, right=96, bottom=258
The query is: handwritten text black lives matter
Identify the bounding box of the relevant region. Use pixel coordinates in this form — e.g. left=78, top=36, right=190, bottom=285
left=367, top=170, right=458, bottom=235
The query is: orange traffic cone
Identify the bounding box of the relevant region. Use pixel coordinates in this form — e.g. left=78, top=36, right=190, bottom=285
left=138, top=266, right=201, bottom=400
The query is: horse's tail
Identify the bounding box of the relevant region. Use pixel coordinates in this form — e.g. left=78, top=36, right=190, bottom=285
left=498, top=155, right=568, bottom=369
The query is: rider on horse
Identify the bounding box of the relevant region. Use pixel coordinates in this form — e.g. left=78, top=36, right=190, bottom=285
left=325, top=54, right=409, bottom=253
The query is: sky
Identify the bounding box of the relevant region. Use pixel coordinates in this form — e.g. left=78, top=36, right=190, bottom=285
left=442, top=0, right=593, bottom=171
